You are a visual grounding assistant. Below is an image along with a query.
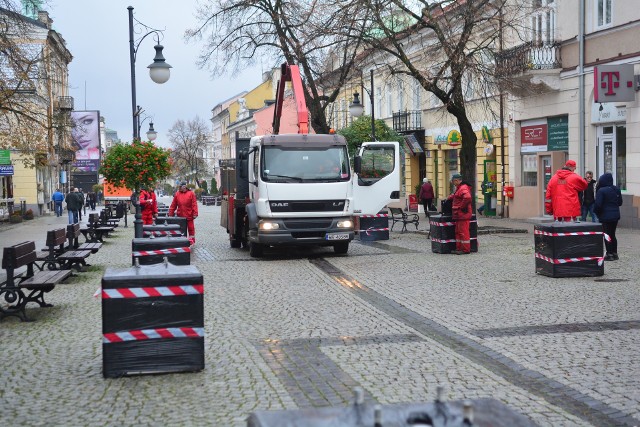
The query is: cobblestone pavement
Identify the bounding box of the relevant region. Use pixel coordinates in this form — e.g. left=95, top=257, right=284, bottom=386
left=1, top=199, right=639, bottom=426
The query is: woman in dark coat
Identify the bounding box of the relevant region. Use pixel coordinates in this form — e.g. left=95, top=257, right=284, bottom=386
left=594, top=173, right=622, bottom=261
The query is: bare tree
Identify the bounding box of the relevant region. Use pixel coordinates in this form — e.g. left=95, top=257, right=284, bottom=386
left=353, top=0, right=530, bottom=191
left=168, top=117, right=210, bottom=186
left=186, top=0, right=371, bottom=134
left=0, top=1, right=74, bottom=166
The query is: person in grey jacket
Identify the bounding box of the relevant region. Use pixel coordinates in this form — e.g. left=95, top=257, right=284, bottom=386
left=594, top=173, right=623, bottom=261
left=65, top=188, right=82, bottom=224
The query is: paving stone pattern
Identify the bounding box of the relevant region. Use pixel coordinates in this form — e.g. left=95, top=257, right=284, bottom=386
left=1, top=200, right=639, bottom=426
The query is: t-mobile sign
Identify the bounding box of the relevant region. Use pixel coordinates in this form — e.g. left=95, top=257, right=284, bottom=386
left=594, top=64, right=635, bottom=103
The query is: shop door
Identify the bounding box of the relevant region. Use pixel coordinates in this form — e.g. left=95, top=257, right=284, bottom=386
left=597, top=126, right=615, bottom=183
left=540, top=155, right=552, bottom=216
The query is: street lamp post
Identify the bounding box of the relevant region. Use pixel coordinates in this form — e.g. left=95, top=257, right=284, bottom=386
left=128, top=5, right=172, bottom=238
left=349, top=69, right=376, bottom=141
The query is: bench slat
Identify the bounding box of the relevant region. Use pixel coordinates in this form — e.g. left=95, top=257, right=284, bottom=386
left=20, top=270, right=71, bottom=287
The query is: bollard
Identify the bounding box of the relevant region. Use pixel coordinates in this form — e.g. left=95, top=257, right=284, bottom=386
left=142, top=223, right=182, bottom=238
left=101, top=263, right=204, bottom=378
left=155, top=216, right=188, bottom=236
left=430, top=214, right=478, bottom=254
left=534, top=222, right=604, bottom=277
left=132, top=237, right=191, bottom=266
left=359, top=211, right=390, bottom=241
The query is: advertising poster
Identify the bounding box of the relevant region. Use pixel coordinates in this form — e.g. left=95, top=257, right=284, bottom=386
left=71, top=110, right=101, bottom=172
left=520, top=120, right=548, bottom=152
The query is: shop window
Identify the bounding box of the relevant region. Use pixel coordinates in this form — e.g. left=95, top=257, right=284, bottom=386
left=596, top=0, right=612, bottom=28
left=522, top=154, right=538, bottom=186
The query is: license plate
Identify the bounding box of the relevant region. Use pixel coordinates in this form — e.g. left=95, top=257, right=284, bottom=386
left=326, top=233, right=350, bottom=241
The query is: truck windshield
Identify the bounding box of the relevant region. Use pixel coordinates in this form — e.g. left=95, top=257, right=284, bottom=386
left=262, top=146, right=350, bottom=182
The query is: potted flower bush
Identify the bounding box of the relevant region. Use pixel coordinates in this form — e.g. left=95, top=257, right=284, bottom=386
left=10, top=211, right=22, bottom=223
left=24, top=209, right=34, bottom=220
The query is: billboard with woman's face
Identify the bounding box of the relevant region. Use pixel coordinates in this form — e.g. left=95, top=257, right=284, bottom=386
left=71, top=110, right=101, bottom=172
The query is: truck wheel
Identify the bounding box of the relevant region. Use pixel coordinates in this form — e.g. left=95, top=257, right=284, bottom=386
left=249, top=241, right=263, bottom=258
left=230, top=237, right=241, bottom=248
left=333, top=242, right=349, bottom=254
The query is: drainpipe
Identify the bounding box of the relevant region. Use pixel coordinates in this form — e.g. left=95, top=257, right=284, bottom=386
left=578, top=0, right=585, bottom=174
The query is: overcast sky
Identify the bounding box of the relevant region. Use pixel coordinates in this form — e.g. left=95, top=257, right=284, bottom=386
left=47, top=0, right=264, bottom=147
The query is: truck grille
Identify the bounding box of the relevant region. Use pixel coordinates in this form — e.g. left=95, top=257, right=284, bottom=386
left=269, top=200, right=346, bottom=213
left=283, top=219, right=333, bottom=229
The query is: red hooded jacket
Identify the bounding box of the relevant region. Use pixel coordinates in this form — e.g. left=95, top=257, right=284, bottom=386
left=139, top=189, right=158, bottom=215
left=545, top=168, right=587, bottom=218
left=449, top=182, right=472, bottom=220
left=169, top=189, right=198, bottom=220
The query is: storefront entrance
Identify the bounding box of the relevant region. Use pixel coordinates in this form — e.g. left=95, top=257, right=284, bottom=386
left=597, top=125, right=627, bottom=189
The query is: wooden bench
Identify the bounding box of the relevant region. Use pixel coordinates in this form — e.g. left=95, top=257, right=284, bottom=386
left=67, top=223, right=102, bottom=254
left=1, top=241, right=72, bottom=321
left=389, top=207, right=420, bottom=233
left=80, top=214, right=114, bottom=243
left=37, top=228, right=91, bottom=271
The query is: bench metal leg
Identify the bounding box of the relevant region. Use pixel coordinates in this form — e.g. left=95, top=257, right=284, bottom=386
left=0, top=288, right=32, bottom=322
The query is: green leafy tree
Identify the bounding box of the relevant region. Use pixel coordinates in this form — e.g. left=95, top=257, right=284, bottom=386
left=100, top=141, right=172, bottom=193
left=338, top=116, right=404, bottom=158
left=210, top=177, right=218, bottom=194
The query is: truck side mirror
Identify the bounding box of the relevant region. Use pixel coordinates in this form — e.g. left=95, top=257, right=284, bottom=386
left=354, top=156, right=362, bottom=174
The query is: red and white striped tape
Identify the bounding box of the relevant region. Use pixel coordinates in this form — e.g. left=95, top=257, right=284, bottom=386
left=103, top=327, right=204, bottom=343
left=431, top=237, right=478, bottom=244
left=143, top=230, right=183, bottom=237
left=359, top=227, right=389, bottom=235
left=534, top=230, right=611, bottom=241
left=429, top=220, right=478, bottom=226
left=132, top=247, right=190, bottom=257
left=535, top=252, right=604, bottom=266
left=101, top=284, right=204, bottom=299
left=359, top=214, right=389, bottom=218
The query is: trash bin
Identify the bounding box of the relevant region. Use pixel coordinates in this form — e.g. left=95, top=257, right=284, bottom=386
left=534, top=222, right=604, bottom=277
left=430, top=214, right=477, bottom=254
left=132, top=237, right=191, bottom=266
left=142, top=223, right=182, bottom=237
left=359, top=211, right=389, bottom=241
left=101, top=263, right=204, bottom=378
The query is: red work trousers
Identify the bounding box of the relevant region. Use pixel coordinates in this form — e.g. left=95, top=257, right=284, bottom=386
left=455, top=219, right=471, bottom=253
left=186, top=218, right=195, bottom=238
left=142, top=211, right=154, bottom=225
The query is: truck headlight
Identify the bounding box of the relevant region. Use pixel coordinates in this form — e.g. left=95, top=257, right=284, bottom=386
left=337, top=220, right=353, bottom=228
left=259, top=221, right=280, bottom=230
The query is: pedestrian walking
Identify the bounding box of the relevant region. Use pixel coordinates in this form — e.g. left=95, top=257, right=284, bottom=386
left=594, top=172, right=623, bottom=261
left=77, top=189, right=86, bottom=221
left=169, top=182, right=198, bottom=245
left=65, top=188, right=81, bottom=224
left=139, top=185, right=158, bottom=225
left=51, top=188, right=64, bottom=217
left=419, top=178, right=435, bottom=219
left=544, top=160, right=587, bottom=221
left=87, top=191, right=97, bottom=210
left=580, top=170, right=598, bottom=222
left=447, top=173, right=472, bottom=255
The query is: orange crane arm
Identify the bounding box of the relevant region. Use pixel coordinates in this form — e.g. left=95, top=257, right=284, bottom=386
left=272, top=63, right=309, bottom=134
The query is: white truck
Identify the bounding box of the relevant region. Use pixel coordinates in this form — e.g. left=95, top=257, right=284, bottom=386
left=221, top=63, right=401, bottom=257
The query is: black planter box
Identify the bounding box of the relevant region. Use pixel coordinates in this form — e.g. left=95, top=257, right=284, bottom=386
left=131, top=237, right=191, bottom=266
left=155, top=216, right=188, bottom=236
left=534, top=222, right=604, bottom=277
left=102, top=264, right=204, bottom=378
left=430, top=214, right=477, bottom=254
left=142, top=223, right=182, bottom=237
left=359, top=212, right=389, bottom=241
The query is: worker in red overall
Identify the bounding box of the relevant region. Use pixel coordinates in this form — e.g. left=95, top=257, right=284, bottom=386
left=447, top=173, right=473, bottom=254
left=139, top=185, right=158, bottom=225
left=545, top=160, right=587, bottom=221
left=169, top=182, right=198, bottom=245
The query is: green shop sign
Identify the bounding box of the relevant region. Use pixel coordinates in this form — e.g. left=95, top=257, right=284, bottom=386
left=0, top=149, right=10, bottom=165
left=547, top=116, right=568, bottom=151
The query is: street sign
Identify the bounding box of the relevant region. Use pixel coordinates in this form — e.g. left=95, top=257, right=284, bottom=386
left=0, top=165, right=14, bottom=176
left=0, top=149, right=10, bottom=165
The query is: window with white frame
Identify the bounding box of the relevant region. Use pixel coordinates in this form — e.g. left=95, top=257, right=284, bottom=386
left=375, top=86, right=382, bottom=118
left=413, top=79, right=422, bottom=110
left=386, top=84, right=393, bottom=117
left=596, top=0, right=612, bottom=28
left=530, top=0, right=556, bottom=45
left=339, top=98, right=346, bottom=128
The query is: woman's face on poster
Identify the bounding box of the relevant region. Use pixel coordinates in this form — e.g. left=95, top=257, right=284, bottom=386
left=71, top=113, right=99, bottom=150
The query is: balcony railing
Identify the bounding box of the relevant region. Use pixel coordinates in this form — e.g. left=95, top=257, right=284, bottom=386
left=392, top=110, right=422, bottom=133
left=495, top=41, right=562, bottom=77
left=57, top=96, right=74, bottom=111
